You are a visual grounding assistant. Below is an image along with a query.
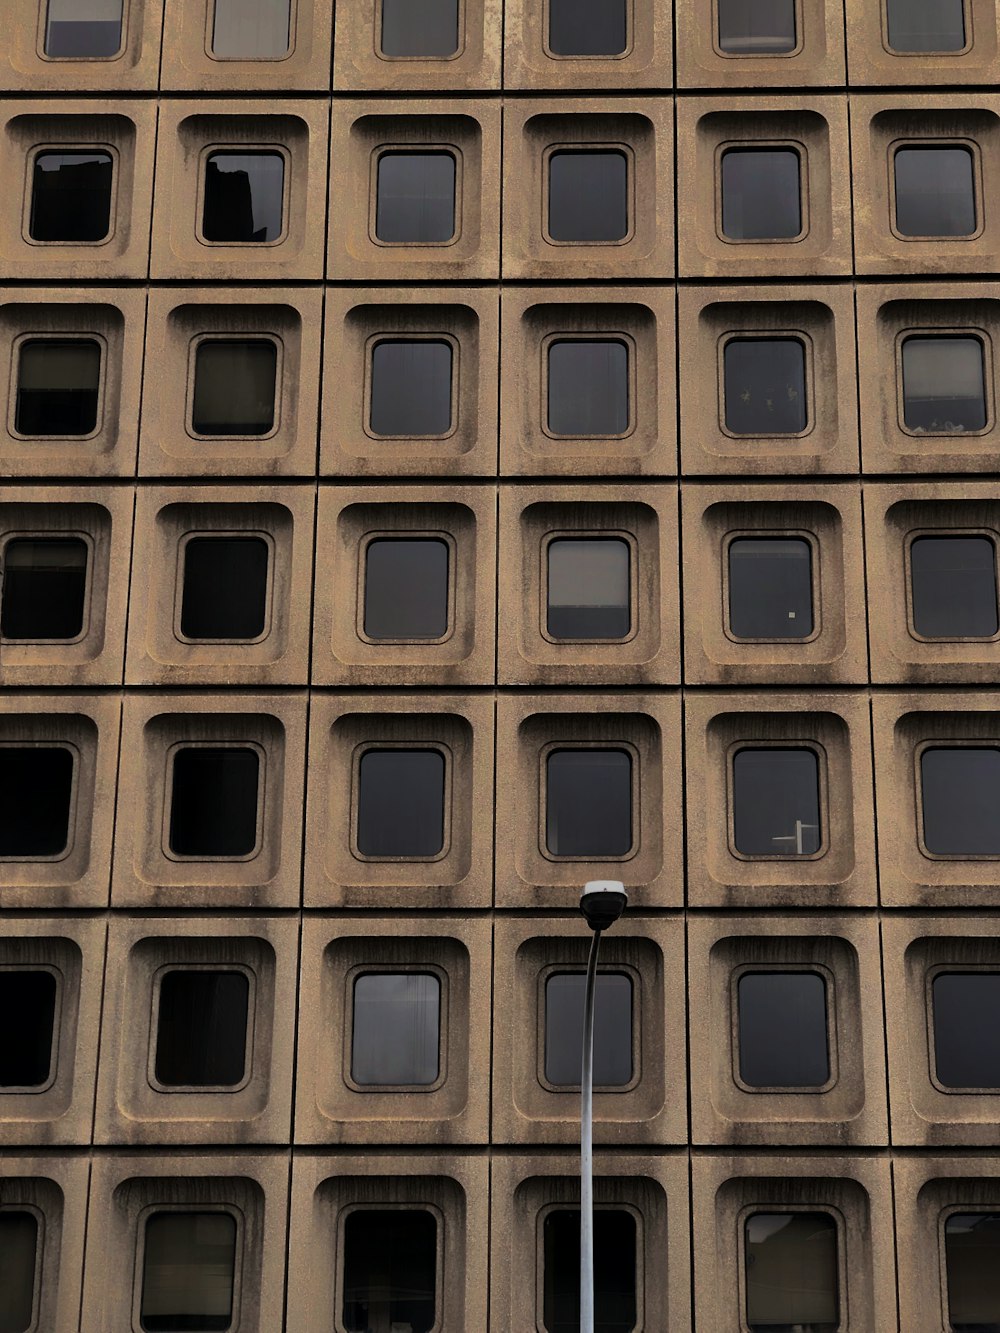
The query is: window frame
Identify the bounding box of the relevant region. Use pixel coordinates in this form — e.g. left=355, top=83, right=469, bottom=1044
left=726, top=738, right=829, bottom=862
left=542, top=0, right=635, bottom=61
left=172, top=529, right=276, bottom=648
left=355, top=529, right=457, bottom=647
left=205, top=0, right=296, bottom=63
left=888, top=137, right=983, bottom=242
left=185, top=333, right=283, bottom=443
left=22, top=142, right=119, bottom=248
left=343, top=962, right=449, bottom=1094
left=712, top=0, right=804, bottom=59
left=0, top=1203, right=45, bottom=1331
left=894, top=326, right=993, bottom=438
left=336, top=1202, right=445, bottom=1333
left=36, top=0, right=128, bottom=62
left=535, top=1202, right=645, bottom=1333
left=375, top=0, right=466, bottom=62
left=714, top=138, right=809, bottom=245
left=915, top=738, right=1000, bottom=861
left=722, top=527, right=821, bottom=645
left=717, top=330, right=814, bottom=440
left=730, top=961, right=838, bottom=1095
left=535, top=962, right=640, bottom=1094
left=880, top=0, right=972, bottom=57
left=350, top=740, right=453, bottom=864
left=0, top=529, right=94, bottom=646
left=541, top=142, right=636, bottom=248
left=146, top=962, right=257, bottom=1096
left=162, top=740, right=266, bottom=864
left=903, top=526, right=1000, bottom=644
left=539, top=528, right=638, bottom=646
left=738, top=1202, right=846, bottom=1333
left=195, top=143, right=291, bottom=250
left=133, top=1202, right=244, bottom=1333
left=9, top=332, right=108, bottom=443
left=363, top=332, right=460, bottom=441
left=0, top=740, right=80, bottom=864
left=541, top=332, right=636, bottom=442
left=0, top=964, right=63, bottom=1094
left=368, top=145, right=462, bottom=249
left=539, top=739, right=639, bottom=863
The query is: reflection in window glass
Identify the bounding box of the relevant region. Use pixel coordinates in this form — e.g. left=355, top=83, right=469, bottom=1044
left=945, top=1214, right=1000, bottom=1331
left=549, top=0, right=627, bottom=56
left=381, top=0, right=460, bottom=57
left=370, top=340, right=453, bottom=436
left=155, top=970, right=250, bottom=1088
left=547, top=340, right=629, bottom=437
left=16, top=340, right=101, bottom=437
left=376, top=154, right=456, bottom=243
left=547, top=538, right=630, bottom=640
left=141, top=1212, right=236, bottom=1332
left=343, top=1210, right=436, bottom=1333
left=45, top=0, right=124, bottom=57
left=911, top=536, right=998, bottom=639
left=212, top=0, right=291, bottom=58
left=921, top=747, right=1000, bottom=856
left=738, top=972, right=829, bottom=1088
left=192, top=341, right=277, bottom=436
left=887, top=0, right=966, bottom=52
left=364, top=539, right=450, bottom=640
left=745, top=1212, right=839, bottom=1332
left=718, top=0, right=797, bottom=53
left=728, top=538, right=813, bottom=640
left=180, top=537, right=270, bottom=642
left=732, top=748, right=822, bottom=857
left=357, top=749, right=446, bottom=858
left=933, top=973, right=1000, bottom=1089
left=1, top=539, right=88, bottom=642
left=548, top=151, right=628, bottom=243
left=543, top=1209, right=637, bottom=1333
left=0, top=748, right=74, bottom=859
left=901, top=336, right=986, bottom=434
left=30, top=152, right=113, bottom=243
left=544, top=972, right=632, bottom=1087
left=546, top=748, right=632, bottom=858
left=0, top=972, right=57, bottom=1089
left=169, top=747, right=260, bottom=858
left=202, top=152, right=284, bottom=243
left=721, top=149, right=801, bottom=240
left=724, top=338, right=807, bottom=435
left=351, top=973, right=441, bottom=1086
left=0, top=1211, right=38, bottom=1333
left=894, top=147, right=976, bottom=238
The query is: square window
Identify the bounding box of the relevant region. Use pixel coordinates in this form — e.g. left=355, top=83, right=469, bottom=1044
left=900, top=336, right=986, bottom=434
left=546, top=538, right=631, bottom=640
left=380, top=0, right=460, bottom=57
left=886, top=0, right=967, bottom=52
left=363, top=539, right=450, bottom=641
left=154, top=969, right=250, bottom=1089
left=202, top=152, right=285, bottom=244
left=945, top=1214, right=1000, bottom=1329
left=920, top=747, right=1000, bottom=856
left=548, top=0, right=628, bottom=56
left=717, top=0, right=797, bottom=54
left=351, top=972, right=441, bottom=1087
left=545, top=747, right=633, bottom=858
left=728, top=537, right=814, bottom=640
left=369, top=340, right=453, bottom=436
left=547, top=151, right=629, bottom=244
left=179, top=537, right=270, bottom=643
left=737, top=971, right=830, bottom=1089
left=0, top=747, right=74, bottom=859
left=745, top=1212, right=839, bottom=1330
left=547, top=340, right=630, bottom=437
left=191, top=341, right=277, bottom=437
left=0, top=1211, right=38, bottom=1333
left=45, top=0, right=124, bottom=58
left=1, top=538, right=88, bottom=642
left=140, top=1211, right=237, bottom=1332
left=375, top=153, right=457, bottom=244
left=894, top=147, right=976, bottom=238
left=356, top=749, right=446, bottom=858
left=211, top=0, right=291, bottom=58
left=342, top=1209, right=437, bottom=1333
left=720, top=148, right=802, bottom=241
left=15, top=339, right=101, bottom=437
left=723, top=337, right=807, bottom=435
left=544, top=971, right=632, bottom=1087
left=29, top=151, right=113, bottom=244
left=168, top=747, right=261, bottom=859
left=0, top=971, right=57, bottom=1089
left=910, top=535, right=998, bottom=640
left=732, top=747, right=822, bottom=857
left=542, top=1208, right=637, bottom=1333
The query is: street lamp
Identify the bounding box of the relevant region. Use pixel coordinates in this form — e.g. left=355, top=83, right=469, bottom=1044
left=578, top=879, right=628, bottom=1333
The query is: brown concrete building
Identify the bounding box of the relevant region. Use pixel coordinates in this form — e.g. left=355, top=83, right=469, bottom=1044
left=2, top=1, right=1000, bottom=1329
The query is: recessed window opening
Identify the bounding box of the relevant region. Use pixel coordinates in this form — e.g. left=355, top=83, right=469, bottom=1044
left=0, top=1211, right=39, bottom=1333
left=721, top=148, right=801, bottom=240
left=375, top=153, right=456, bottom=244
left=343, top=1209, right=437, bottom=1333
left=1, top=538, right=88, bottom=642
left=901, top=336, right=986, bottom=434
left=547, top=340, right=630, bottom=437
left=745, top=1212, right=839, bottom=1331
left=543, top=1208, right=637, bottom=1332
left=886, top=0, right=967, bottom=52
left=369, top=340, right=453, bottom=436
left=546, top=538, right=631, bottom=640
left=0, top=747, right=74, bottom=859
left=894, top=146, right=976, bottom=238
left=728, top=537, right=813, bottom=640
left=29, top=151, right=113, bottom=243
left=920, top=747, right=1000, bottom=856
left=192, top=341, right=277, bottom=437
left=179, top=537, right=270, bottom=643
left=945, top=1214, right=1000, bottom=1330
left=544, top=971, right=632, bottom=1087
left=211, top=0, right=291, bottom=59
left=202, top=152, right=284, bottom=243
left=737, top=971, right=830, bottom=1088
left=363, top=539, right=450, bottom=641
left=154, top=969, right=250, bottom=1089
left=356, top=749, right=446, bottom=858
left=168, top=747, right=260, bottom=859
left=932, top=972, right=1000, bottom=1089
left=45, top=0, right=124, bottom=58
left=732, top=747, right=822, bottom=857
left=723, top=337, right=807, bottom=435
left=547, top=151, right=629, bottom=243
left=910, top=535, right=999, bottom=639
left=548, top=0, right=628, bottom=57
left=140, top=1211, right=237, bottom=1332
left=0, top=972, right=57, bottom=1089
left=718, top=0, right=797, bottom=54
left=380, top=0, right=460, bottom=57
left=15, top=339, right=101, bottom=437
left=351, top=972, right=441, bottom=1087
left=546, top=748, right=633, bottom=858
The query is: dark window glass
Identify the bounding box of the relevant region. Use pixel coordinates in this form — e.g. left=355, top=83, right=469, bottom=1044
left=168, top=747, right=260, bottom=858
left=212, top=0, right=291, bottom=58
left=547, top=538, right=630, bottom=640
left=343, top=1210, right=436, bottom=1333
left=0, top=748, right=73, bottom=858
left=381, top=0, right=460, bottom=56
left=370, top=340, right=453, bottom=436
left=0, top=972, right=57, bottom=1089
left=15, top=339, right=101, bottom=437
left=548, top=151, right=628, bottom=243
left=546, top=748, right=632, bottom=858
left=738, top=971, right=829, bottom=1088
left=945, top=1214, right=1000, bottom=1331
left=745, top=1212, right=839, bottom=1331
left=549, top=0, right=627, bottom=56
left=732, top=748, right=822, bottom=856
left=547, top=340, right=630, bottom=437
left=192, top=341, right=277, bottom=436
left=887, top=0, right=966, bottom=51
left=140, top=1212, right=236, bottom=1332
left=364, top=539, right=450, bottom=640
left=1, top=538, right=88, bottom=641
left=351, top=972, right=441, bottom=1086
left=375, top=154, right=456, bottom=244
left=45, top=0, right=124, bottom=57
left=718, top=0, right=797, bottom=53
left=921, top=747, right=1000, bottom=856
left=544, top=972, right=633, bottom=1087
left=0, top=1212, right=38, bottom=1333
left=894, top=147, right=976, bottom=238
left=543, top=1209, right=637, bottom=1333
left=932, top=973, right=1000, bottom=1089
left=154, top=970, right=250, bottom=1088
left=724, top=338, right=807, bottom=435
left=901, top=336, right=986, bottom=434
left=721, top=148, right=801, bottom=240
left=728, top=537, right=813, bottom=640
left=356, top=749, right=446, bottom=858
left=180, top=537, right=270, bottom=642
left=202, top=152, right=284, bottom=243
left=911, top=536, right=998, bottom=639
left=30, top=152, right=113, bottom=243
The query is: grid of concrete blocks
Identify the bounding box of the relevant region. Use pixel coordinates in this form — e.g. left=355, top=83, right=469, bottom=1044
left=4, top=1, right=1000, bottom=1330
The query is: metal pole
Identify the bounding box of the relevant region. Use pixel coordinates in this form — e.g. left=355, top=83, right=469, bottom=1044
left=580, top=925, right=602, bottom=1333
